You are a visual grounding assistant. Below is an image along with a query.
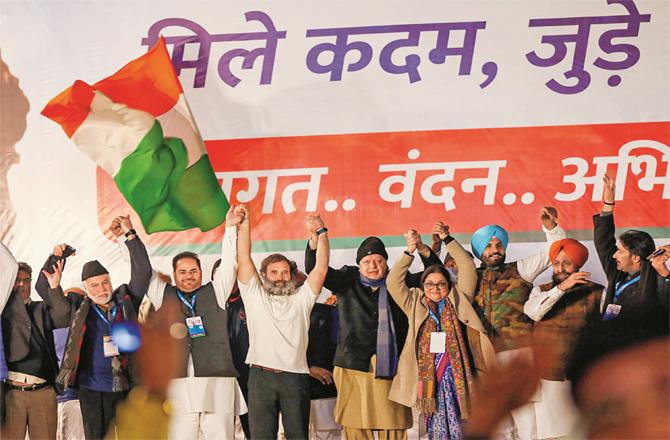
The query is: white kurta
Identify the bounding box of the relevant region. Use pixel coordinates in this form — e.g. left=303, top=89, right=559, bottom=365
left=134, top=227, right=247, bottom=439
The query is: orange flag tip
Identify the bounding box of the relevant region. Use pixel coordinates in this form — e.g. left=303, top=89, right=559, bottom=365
left=41, top=80, right=95, bottom=138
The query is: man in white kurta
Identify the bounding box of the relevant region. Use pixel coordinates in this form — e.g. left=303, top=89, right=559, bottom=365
left=143, top=209, right=247, bottom=440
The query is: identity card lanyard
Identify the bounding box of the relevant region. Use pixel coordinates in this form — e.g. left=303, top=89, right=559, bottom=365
left=428, top=300, right=446, bottom=353
left=94, top=304, right=120, bottom=357
left=604, top=275, right=640, bottom=321
left=177, top=291, right=207, bottom=338
left=614, top=275, right=640, bottom=301
left=177, top=291, right=198, bottom=317
left=93, top=304, right=118, bottom=329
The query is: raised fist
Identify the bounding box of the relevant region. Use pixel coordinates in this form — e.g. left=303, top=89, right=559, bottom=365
left=225, top=204, right=244, bottom=227
left=119, top=215, right=133, bottom=233
left=110, top=215, right=133, bottom=236
left=602, top=174, right=616, bottom=204
left=305, top=214, right=325, bottom=233
left=540, top=207, right=558, bottom=230
left=432, top=221, right=450, bottom=241
left=404, top=229, right=419, bottom=254
left=237, top=204, right=250, bottom=224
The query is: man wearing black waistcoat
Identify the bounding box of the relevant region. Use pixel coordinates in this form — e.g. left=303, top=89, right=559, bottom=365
left=143, top=207, right=248, bottom=440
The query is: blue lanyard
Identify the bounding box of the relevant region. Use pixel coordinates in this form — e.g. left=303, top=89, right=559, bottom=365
left=177, top=291, right=198, bottom=316
left=93, top=304, right=117, bottom=327
left=614, top=275, right=640, bottom=300
left=427, top=300, right=445, bottom=332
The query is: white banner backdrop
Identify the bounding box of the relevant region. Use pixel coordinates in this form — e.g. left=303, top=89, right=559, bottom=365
left=1, top=0, right=668, bottom=291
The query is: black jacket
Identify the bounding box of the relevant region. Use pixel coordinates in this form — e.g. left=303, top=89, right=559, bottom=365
left=1, top=294, right=61, bottom=385
left=307, top=303, right=338, bottom=399
left=593, top=213, right=670, bottom=318
left=35, top=237, right=152, bottom=388
left=305, top=244, right=441, bottom=372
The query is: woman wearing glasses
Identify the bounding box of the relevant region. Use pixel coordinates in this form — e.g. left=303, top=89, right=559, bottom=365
left=387, top=223, right=496, bottom=440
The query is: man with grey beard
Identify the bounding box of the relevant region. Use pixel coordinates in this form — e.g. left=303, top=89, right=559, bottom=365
left=224, top=204, right=329, bottom=440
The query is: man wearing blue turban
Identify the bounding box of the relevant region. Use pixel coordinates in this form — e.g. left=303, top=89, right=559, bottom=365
left=469, top=207, right=565, bottom=440
left=470, top=225, right=509, bottom=262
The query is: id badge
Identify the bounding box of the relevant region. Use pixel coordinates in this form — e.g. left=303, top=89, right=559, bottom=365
left=603, top=304, right=622, bottom=321
left=429, top=332, right=446, bottom=353
left=103, top=335, right=120, bottom=357
left=186, top=316, right=207, bottom=338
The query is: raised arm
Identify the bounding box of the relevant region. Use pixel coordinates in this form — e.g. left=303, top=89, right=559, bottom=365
left=211, top=206, right=242, bottom=307
left=387, top=231, right=420, bottom=316
left=35, top=244, right=71, bottom=308
left=0, top=241, right=19, bottom=312
left=517, top=207, right=567, bottom=283
left=444, top=238, right=477, bottom=302
left=305, top=230, right=350, bottom=293
left=40, top=257, right=75, bottom=327
left=405, top=229, right=443, bottom=288
left=114, top=231, right=167, bottom=310
left=117, top=217, right=152, bottom=300
left=36, top=248, right=63, bottom=302
left=593, top=174, right=619, bottom=281
left=237, top=204, right=258, bottom=284
left=304, top=214, right=330, bottom=295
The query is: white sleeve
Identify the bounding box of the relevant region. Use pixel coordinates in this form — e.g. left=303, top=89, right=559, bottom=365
left=523, top=285, right=566, bottom=322
left=299, top=282, right=318, bottom=311
left=212, top=225, right=238, bottom=309
left=238, top=271, right=262, bottom=306
left=0, top=242, right=18, bottom=313
left=117, top=238, right=131, bottom=263
left=116, top=238, right=167, bottom=309
left=146, top=272, right=168, bottom=310
left=517, top=224, right=567, bottom=283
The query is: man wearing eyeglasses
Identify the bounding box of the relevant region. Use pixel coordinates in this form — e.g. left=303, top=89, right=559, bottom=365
left=1, top=251, right=61, bottom=439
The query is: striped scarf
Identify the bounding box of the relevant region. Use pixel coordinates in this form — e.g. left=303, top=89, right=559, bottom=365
left=57, top=296, right=132, bottom=392
left=417, top=298, right=475, bottom=419
left=359, top=274, right=398, bottom=379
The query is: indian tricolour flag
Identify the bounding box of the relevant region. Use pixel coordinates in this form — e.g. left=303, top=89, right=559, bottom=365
left=41, top=38, right=228, bottom=233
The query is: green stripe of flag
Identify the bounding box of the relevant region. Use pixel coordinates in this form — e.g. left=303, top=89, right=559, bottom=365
left=114, top=121, right=228, bottom=233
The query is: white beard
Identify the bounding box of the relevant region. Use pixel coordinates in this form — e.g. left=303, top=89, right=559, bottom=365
left=262, top=278, right=297, bottom=296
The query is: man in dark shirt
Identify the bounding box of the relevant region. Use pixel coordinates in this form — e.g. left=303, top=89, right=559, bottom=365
left=307, top=295, right=340, bottom=439
left=305, top=230, right=441, bottom=439
left=212, top=258, right=251, bottom=439
left=594, top=174, right=670, bottom=321
left=1, top=251, right=60, bottom=440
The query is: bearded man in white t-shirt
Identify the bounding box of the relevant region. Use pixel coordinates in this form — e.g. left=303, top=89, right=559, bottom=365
left=222, top=204, right=329, bottom=440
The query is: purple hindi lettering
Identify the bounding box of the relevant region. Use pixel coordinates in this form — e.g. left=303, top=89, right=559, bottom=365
left=142, top=11, right=287, bottom=88
left=306, top=20, right=498, bottom=88
left=526, top=0, right=650, bottom=95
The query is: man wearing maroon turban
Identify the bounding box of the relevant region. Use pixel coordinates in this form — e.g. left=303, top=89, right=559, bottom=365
left=523, top=238, right=604, bottom=439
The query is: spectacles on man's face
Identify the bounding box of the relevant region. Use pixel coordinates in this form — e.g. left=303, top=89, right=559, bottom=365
left=423, top=281, right=448, bottom=290
left=15, top=278, right=31, bottom=285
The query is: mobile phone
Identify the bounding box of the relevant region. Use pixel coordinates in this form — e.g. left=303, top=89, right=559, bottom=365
left=647, top=248, right=666, bottom=260
left=44, top=245, right=76, bottom=273
left=62, top=245, right=76, bottom=259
